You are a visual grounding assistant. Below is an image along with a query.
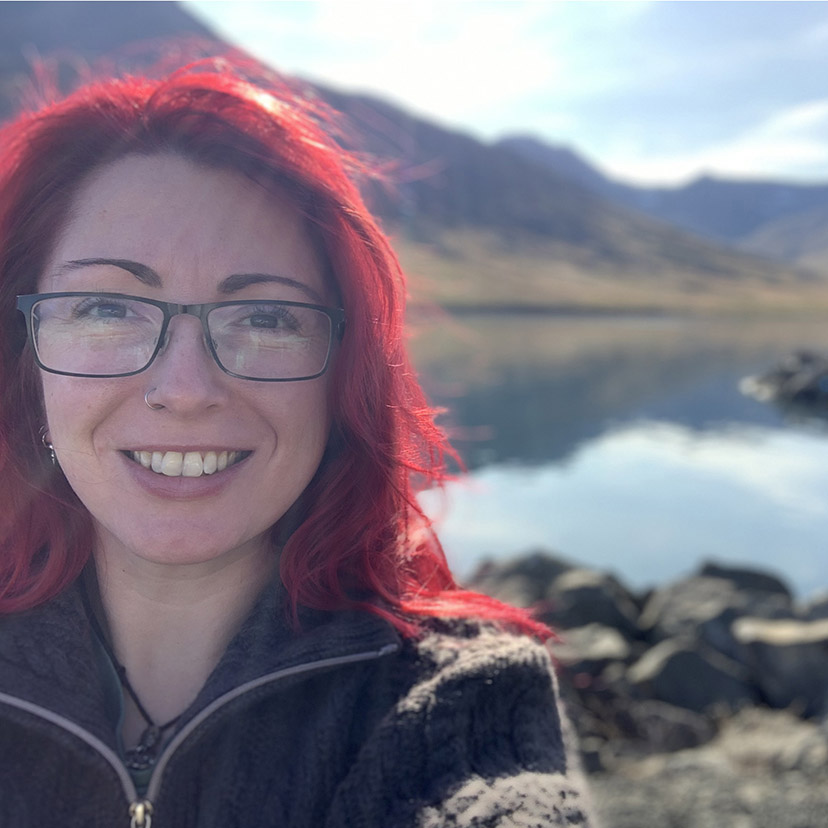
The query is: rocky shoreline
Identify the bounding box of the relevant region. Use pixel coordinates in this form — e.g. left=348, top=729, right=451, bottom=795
left=465, top=552, right=828, bottom=828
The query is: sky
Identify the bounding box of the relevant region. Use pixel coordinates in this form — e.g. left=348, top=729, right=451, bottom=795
left=186, top=1, right=828, bottom=187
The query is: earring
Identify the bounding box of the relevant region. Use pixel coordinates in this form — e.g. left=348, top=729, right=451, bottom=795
left=39, top=426, right=57, bottom=466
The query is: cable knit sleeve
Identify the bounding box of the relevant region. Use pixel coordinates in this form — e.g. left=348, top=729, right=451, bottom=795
left=327, top=622, right=597, bottom=828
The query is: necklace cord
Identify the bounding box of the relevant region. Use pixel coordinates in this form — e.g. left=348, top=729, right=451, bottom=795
left=80, top=580, right=182, bottom=734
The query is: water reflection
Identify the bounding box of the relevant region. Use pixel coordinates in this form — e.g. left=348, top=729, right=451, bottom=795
left=410, top=314, right=828, bottom=595
left=419, top=423, right=828, bottom=598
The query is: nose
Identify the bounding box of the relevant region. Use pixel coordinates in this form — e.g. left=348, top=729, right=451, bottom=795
left=144, top=315, right=230, bottom=414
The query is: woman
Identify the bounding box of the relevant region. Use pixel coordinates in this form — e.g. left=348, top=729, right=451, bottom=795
left=0, top=61, right=594, bottom=827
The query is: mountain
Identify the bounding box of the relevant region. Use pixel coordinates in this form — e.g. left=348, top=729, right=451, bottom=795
left=316, top=87, right=818, bottom=310
left=499, top=135, right=828, bottom=269
left=0, top=1, right=825, bottom=312
left=738, top=203, right=828, bottom=270
left=0, top=1, right=221, bottom=120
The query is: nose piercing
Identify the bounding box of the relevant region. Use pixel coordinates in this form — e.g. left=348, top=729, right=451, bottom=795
left=144, top=388, right=165, bottom=411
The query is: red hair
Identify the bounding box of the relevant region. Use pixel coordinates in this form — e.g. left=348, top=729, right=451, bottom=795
left=0, top=60, right=548, bottom=637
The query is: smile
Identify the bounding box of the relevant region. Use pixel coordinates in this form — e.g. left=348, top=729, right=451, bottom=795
left=125, top=449, right=251, bottom=477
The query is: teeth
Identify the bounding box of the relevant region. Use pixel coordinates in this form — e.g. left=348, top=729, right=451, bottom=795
left=202, top=451, right=217, bottom=475
left=130, top=450, right=244, bottom=477
left=182, top=451, right=203, bottom=477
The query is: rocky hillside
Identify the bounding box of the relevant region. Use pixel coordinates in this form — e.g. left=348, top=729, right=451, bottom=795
left=319, top=86, right=814, bottom=304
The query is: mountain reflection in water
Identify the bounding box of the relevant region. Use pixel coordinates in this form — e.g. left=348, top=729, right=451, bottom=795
left=411, top=314, right=828, bottom=597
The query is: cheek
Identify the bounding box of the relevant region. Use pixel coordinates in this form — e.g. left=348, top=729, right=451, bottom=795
left=40, top=375, right=116, bottom=453
left=270, top=382, right=332, bottom=463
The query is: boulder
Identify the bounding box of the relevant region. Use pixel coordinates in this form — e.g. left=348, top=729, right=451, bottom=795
left=801, top=590, right=828, bottom=621
left=603, top=700, right=717, bottom=763
left=465, top=549, right=574, bottom=608
left=639, top=573, right=793, bottom=651
left=551, top=623, right=632, bottom=677
left=542, top=568, right=641, bottom=637
left=715, top=707, right=828, bottom=775
left=732, top=617, right=828, bottom=717
left=741, top=349, right=828, bottom=406
left=627, top=639, right=757, bottom=713
left=698, top=561, right=791, bottom=600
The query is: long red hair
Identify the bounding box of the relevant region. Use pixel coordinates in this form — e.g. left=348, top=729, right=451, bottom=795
left=0, top=60, right=547, bottom=637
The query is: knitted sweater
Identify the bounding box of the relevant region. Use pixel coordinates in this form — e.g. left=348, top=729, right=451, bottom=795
left=0, top=579, right=595, bottom=827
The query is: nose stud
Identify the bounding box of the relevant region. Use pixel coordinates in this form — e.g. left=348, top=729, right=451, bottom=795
left=144, top=388, right=165, bottom=411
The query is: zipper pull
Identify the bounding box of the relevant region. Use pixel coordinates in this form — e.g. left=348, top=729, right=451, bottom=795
left=129, top=800, right=153, bottom=828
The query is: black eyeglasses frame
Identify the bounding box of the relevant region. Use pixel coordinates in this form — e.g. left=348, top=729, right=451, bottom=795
left=16, top=292, right=347, bottom=382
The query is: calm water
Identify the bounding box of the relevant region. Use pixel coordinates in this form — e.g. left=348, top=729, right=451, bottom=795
left=411, top=313, right=828, bottom=599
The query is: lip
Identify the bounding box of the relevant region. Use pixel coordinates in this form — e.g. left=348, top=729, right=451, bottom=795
left=121, top=446, right=252, bottom=454
left=120, top=449, right=253, bottom=500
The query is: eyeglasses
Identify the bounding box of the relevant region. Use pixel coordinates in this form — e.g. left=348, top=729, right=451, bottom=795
left=16, top=292, right=346, bottom=381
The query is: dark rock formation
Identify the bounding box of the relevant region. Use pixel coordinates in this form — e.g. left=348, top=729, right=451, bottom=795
left=469, top=551, right=828, bottom=826
left=626, top=639, right=756, bottom=713
left=741, top=350, right=828, bottom=416
left=466, top=549, right=826, bottom=735
left=733, top=616, right=828, bottom=717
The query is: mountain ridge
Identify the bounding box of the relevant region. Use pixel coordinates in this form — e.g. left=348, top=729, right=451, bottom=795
left=498, top=135, right=828, bottom=269
left=1, top=1, right=826, bottom=311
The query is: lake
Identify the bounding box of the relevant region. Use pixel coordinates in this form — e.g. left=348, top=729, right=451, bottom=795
left=411, top=313, right=828, bottom=600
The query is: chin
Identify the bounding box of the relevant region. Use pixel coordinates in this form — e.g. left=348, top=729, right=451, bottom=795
left=97, top=522, right=274, bottom=569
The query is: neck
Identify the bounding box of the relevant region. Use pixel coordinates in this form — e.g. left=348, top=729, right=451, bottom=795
left=91, top=538, right=279, bottom=746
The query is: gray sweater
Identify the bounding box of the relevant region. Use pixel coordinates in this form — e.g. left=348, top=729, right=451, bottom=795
left=0, top=578, right=596, bottom=827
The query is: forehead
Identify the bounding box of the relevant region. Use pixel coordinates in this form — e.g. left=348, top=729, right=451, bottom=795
left=41, top=153, right=330, bottom=301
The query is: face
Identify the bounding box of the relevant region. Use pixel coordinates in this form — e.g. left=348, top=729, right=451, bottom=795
left=38, top=153, right=334, bottom=569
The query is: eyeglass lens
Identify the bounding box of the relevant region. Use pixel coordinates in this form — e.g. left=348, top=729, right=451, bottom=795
left=29, top=295, right=334, bottom=380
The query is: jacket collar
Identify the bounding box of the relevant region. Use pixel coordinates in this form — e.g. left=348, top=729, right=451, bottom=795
left=0, top=572, right=400, bottom=747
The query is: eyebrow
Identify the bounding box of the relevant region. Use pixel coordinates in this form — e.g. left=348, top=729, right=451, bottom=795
left=217, top=273, right=325, bottom=304
left=57, top=258, right=324, bottom=304
left=60, top=258, right=162, bottom=287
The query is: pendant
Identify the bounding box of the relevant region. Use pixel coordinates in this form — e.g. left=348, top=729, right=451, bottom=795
left=125, top=725, right=162, bottom=771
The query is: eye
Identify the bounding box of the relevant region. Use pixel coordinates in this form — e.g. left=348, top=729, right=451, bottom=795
left=248, top=312, right=285, bottom=329
left=233, top=304, right=302, bottom=332
left=71, top=295, right=139, bottom=320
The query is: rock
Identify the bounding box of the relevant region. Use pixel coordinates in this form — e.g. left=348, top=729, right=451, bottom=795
left=741, top=349, right=828, bottom=407
left=551, top=623, right=632, bottom=677
left=627, top=639, right=757, bottom=713
left=732, top=617, right=828, bottom=716
left=699, top=561, right=792, bottom=600
left=464, top=549, right=574, bottom=608
left=620, top=700, right=717, bottom=756
left=802, top=590, right=828, bottom=621
left=542, top=568, right=641, bottom=637
left=589, top=707, right=828, bottom=828
left=639, top=573, right=793, bottom=652
left=715, top=707, right=828, bottom=775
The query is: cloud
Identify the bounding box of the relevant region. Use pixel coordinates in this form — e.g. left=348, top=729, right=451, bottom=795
left=601, top=97, right=828, bottom=185
left=187, top=0, right=654, bottom=137
left=289, top=1, right=565, bottom=131
left=187, top=1, right=828, bottom=184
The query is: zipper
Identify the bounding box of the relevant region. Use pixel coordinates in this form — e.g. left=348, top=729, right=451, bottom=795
left=129, top=800, right=153, bottom=828
left=0, top=641, right=398, bottom=826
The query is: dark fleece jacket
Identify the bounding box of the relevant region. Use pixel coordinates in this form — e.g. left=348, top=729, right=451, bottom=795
left=0, top=578, right=595, bottom=828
